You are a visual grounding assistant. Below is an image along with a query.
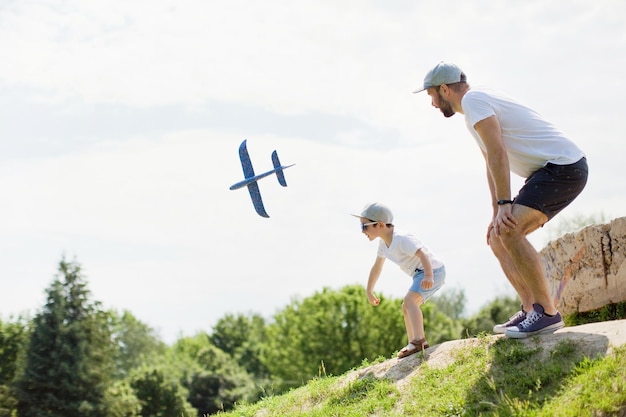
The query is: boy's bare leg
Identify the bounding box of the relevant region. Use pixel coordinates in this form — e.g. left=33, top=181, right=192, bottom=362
left=401, top=301, right=414, bottom=342
left=403, top=292, right=425, bottom=342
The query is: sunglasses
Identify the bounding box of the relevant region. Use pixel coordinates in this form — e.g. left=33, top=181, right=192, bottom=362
left=361, top=221, right=378, bottom=231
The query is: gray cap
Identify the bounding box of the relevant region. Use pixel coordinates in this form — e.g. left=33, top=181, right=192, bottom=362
left=413, top=62, right=466, bottom=93
left=351, top=202, right=393, bottom=224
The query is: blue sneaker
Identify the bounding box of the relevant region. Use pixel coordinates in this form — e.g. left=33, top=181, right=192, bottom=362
left=493, top=308, right=526, bottom=334
left=505, top=304, right=564, bottom=338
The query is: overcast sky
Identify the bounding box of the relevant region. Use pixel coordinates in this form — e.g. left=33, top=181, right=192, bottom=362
left=1, top=0, right=624, bottom=343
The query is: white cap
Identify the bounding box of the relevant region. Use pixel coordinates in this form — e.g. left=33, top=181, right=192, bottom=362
left=351, top=202, right=393, bottom=224
left=413, top=62, right=466, bottom=93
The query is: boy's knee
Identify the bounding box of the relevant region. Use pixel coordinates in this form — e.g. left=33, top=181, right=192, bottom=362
left=404, top=292, right=423, bottom=306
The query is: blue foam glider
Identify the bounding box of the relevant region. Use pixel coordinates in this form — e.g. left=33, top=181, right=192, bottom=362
left=229, top=139, right=295, bottom=218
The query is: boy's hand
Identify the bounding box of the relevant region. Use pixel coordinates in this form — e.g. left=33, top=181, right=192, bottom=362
left=421, top=276, right=434, bottom=290
left=367, top=291, right=380, bottom=306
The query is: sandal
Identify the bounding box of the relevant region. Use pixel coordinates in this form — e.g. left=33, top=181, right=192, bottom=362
left=397, top=338, right=429, bottom=358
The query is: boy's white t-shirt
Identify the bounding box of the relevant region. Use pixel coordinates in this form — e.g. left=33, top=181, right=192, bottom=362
left=462, top=88, right=585, bottom=178
left=377, top=230, right=444, bottom=277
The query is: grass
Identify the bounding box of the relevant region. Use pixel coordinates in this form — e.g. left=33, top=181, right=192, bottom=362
left=565, top=301, right=626, bottom=326
left=215, top=331, right=626, bottom=417
left=212, top=373, right=399, bottom=416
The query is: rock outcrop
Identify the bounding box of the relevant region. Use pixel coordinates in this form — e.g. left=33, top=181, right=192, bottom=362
left=541, top=216, right=626, bottom=315
left=349, top=319, right=626, bottom=386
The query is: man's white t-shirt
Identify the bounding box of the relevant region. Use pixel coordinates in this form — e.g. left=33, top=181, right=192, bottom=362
left=462, top=88, right=585, bottom=178
left=377, top=231, right=444, bottom=277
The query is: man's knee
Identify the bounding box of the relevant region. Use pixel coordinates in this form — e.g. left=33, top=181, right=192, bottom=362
left=489, top=226, right=526, bottom=256
left=497, top=226, right=528, bottom=251
left=489, top=229, right=508, bottom=254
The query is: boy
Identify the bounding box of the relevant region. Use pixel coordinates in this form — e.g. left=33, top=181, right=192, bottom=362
left=353, top=202, right=446, bottom=358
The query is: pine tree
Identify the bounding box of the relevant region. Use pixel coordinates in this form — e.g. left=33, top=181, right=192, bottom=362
left=14, top=258, right=113, bottom=417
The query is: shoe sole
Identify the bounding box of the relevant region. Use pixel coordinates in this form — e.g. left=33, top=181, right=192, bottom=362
left=505, top=321, right=564, bottom=339
left=492, top=325, right=508, bottom=334
left=493, top=311, right=527, bottom=335
left=493, top=318, right=526, bottom=334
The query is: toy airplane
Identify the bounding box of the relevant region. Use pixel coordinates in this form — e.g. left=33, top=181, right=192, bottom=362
left=229, top=139, right=295, bottom=218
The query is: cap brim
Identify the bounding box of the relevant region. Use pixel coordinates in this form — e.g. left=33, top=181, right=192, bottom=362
left=413, top=83, right=437, bottom=94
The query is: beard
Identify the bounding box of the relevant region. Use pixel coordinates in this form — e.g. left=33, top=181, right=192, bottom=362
left=438, top=92, right=456, bottom=117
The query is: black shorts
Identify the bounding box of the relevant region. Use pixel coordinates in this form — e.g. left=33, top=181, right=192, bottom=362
left=514, top=157, right=588, bottom=221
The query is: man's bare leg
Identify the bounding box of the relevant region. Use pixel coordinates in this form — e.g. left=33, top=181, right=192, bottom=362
left=496, top=205, right=556, bottom=315
left=488, top=235, right=534, bottom=312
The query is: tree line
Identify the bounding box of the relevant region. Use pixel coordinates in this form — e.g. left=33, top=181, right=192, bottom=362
left=0, top=257, right=519, bottom=416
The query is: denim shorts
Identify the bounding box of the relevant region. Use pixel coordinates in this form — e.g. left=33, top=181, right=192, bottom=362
left=409, top=265, right=446, bottom=302
left=515, top=157, right=588, bottom=221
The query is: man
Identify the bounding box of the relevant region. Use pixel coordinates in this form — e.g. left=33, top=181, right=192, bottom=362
left=415, top=62, right=588, bottom=338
